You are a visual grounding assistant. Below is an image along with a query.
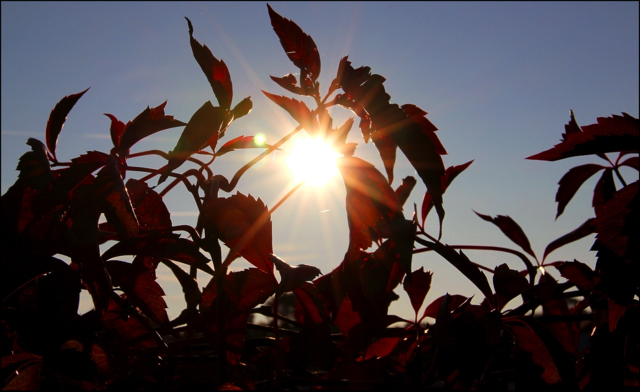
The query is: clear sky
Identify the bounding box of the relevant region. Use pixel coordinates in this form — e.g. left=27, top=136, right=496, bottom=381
left=2, top=2, right=638, bottom=320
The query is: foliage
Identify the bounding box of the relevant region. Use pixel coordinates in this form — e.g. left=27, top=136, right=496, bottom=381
left=1, top=4, right=638, bottom=390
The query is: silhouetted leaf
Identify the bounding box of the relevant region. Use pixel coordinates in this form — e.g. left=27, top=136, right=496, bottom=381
left=93, top=156, right=139, bottom=239
left=262, top=91, right=319, bottom=135
left=421, top=160, right=473, bottom=226
left=126, top=179, right=172, bottom=231
left=160, top=259, right=202, bottom=310
left=562, top=110, right=582, bottom=140
left=267, top=4, right=321, bottom=81
left=591, top=180, right=638, bottom=259
left=102, top=234, right=213, bottom=275
left=508, top=322, right=562, bottom=385
left=592, top=168, right=616, bottom=216
left=552, top=260, right=597, bottom=291
left=493, top=263, right=529, bottom=310
left=45, top=87, right=90, bottom=162
left=337, top=156, right=401, bottom=250
left=554, top=164, right=606, bottom=219
left=527, top=112, right=639, bottom=161
left=2, top=360, right=42, bottom=390
left=159, top=101, right=226, bottom=184
left=204, top=192, right=273, bottom=274
left=112, top=101, right=186, bottom=157
left=538, top=273, right=580, bottom=355
left=474, top=211, right=537, bottom=260
left=215, top=135, right=276, bottom=157
left=402, top=103, right=446, bottom=155
left=421, top=294, right=468, bottom=321
left=422, top=240, right=495, bottom=306
left=269, top=253, right=322, bottom=295
left=230, top=96, right=253, bottom=121
left=203, top=268, right=276, bottom=313
left=402, top=267, right=433, bottom=315
left=395, top=176, right=416, bottom=208
left=370, top=129, right=397, bottom=184
left=293, top=282, right=328, bottom=325
left=542, top=218, right=596, bottom=262
left=336, top=57, right=445, bottom=229
left=270, top=73, right=306, bottom=95
left=186, top=17, right=233, bottom=110
left=16, top=139, right=54, bottom=191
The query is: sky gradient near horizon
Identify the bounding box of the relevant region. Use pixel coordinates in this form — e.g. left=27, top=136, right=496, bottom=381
left=2, top=2, right=638, bottom=320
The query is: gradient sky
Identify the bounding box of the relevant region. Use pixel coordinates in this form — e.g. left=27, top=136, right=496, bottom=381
left=2, top=2, right=638, bottom=320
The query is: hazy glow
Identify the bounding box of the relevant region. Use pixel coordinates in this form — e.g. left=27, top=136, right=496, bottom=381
left=287, top=136, right=340, bottom=186
left=254, top=133, right=266, bottom=146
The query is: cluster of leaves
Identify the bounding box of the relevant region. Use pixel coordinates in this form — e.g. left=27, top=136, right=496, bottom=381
left=2, top=4, right=638, bottom=390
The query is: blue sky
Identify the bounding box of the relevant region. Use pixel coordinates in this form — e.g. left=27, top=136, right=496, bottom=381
left=2, top=2, right=638, bottom=320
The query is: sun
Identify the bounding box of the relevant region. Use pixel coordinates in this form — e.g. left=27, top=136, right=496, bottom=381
left=287, top=135, right=341, bottom=186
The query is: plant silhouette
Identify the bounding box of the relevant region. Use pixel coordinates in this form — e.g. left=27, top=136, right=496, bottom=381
left=1, top=4, right=638, bottom=390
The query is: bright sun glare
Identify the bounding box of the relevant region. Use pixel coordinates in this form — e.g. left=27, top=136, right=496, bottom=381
left=287, top=136, right=341, bottom=186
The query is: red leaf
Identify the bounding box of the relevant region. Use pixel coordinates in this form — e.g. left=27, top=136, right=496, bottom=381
left=591, top=181, right=638, bottom=259
left=592, top=168, right=616, bottom=216
left=185, top=17, right=233, bottom=109
left=16, top=139, right=54, bottom=192
left=159, top=101, right=227, bottom=184
left=542, top=218, right=596, bottom=262
left=101, top=295, right=157, bottom=349
left=116, top=101, right=186, bottom=157
left=161, top=259, right=202, bottom=310
left=562, top=109, right=582, bottom=139
left=337, top=157, right=401, bottom=250
left=608, top=298, right=627, bottom=332
left=0, top=353, right=42, bottom=370
left=421, top=240, right=495, bottom=307
left=554, top=164, right=607, bottom=219
left=552, top=260, right=597, bottom=291
left=3, top=360, right=42, bottom=390
left=394, top=176, right=416, bottom=208
left=619, top=156, right=639, bottom=170
left=362, top=337, right=402, bottom=361
left=230, top=96, right=253, bottom=121
left=45, top=87, right=90, bottom=161
left=126, top=179, right=172, bottom=231
left=370, top=129, right=397, bottom=184
left=337, top=58, right=445, bottom=230
left=205, top=192, right=273, bottom=274
left=202, top=268, right=276, bottom=313
left=215, top=135, right=276, bottom=157
left=508, top=322, right=562, bottom=385
left=104, top=113, right=126, bottom=150
left=269, top=254, right=322, bottom=295
left=93, top=156, right=139, bottom=239
left=270, top=73, right=306, bottom=95
left=262, top=91, right=319, bottom=135
left=401, top=103, right=447, bottom=155
left=102, top=234, right=213, bottom=275
left=493, top=263, right=529, bottom=310
left=421, top=294, right=468, bottom=320
left=474, top=211, right=537, bottom=260
left=402, top=267, right=433, bottom=315
left=334, top=294, right=361, bottom=338
left=293, top=282, right=328, bottom=325
left=267, top=4, right=321, bottom=81
left=527, top=112, right=639, bottom=161
left=421, top=160, right=474, bottom=226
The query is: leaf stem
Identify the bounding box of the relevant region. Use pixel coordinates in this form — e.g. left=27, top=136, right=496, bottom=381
left=269, top=181, right=305, bottom=214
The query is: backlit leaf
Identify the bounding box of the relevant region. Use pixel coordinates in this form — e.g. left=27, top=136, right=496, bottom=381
left=337, top=156, right=401, bottom=250
left=205, top=192, right=273, bottom=274
left=493, top=263, right=529, bottom=310
left=474, top=211, right=537, bottom=260
left=395, top=176, right=416, bottom=209
left=267, top=4, right=321, bottom=81
left=45, top=87, right=90, bottom=162
left=16, top=139, right=54, bottom=192
left=402, top=267, right=433, bottom=315
left=619, top=156, right=639, bottom=170
left=230, top=96, right=253, bottom=120
left=270, top=73, right=306, bottom=95
left=159, top=101, right=226, bottom=184
left=186, top=17, right=233, bottom=109
left=542, top=218, right=596, bottom=262
left=115, top=101, right=186, bottom=157
left=421, top=294, right=468, bottom=320
left=552, top=260, right=597, bottom=291
left=508, top=322, right=562, bottom=385
left=421, top=160, right=474, bottom=226
left=161, top=259, right=202, bottom=310
left=102, top=234, right=213, bottom=275
left=591, top=180, right=638, bottom=260
left=592, top=168, right=616, bottom=216
left=126, top=179, right=172, bottom=231
left=555, top=164, right=606, bottom=219
left=215, top=135, right=276, bottom=157
left=262, top=91, right=319, bottom=135
left=527, top=112, right=639, bottom=161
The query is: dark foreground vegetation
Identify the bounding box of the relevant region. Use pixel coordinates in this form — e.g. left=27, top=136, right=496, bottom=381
left=2, top=4, right=638, bottom=390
